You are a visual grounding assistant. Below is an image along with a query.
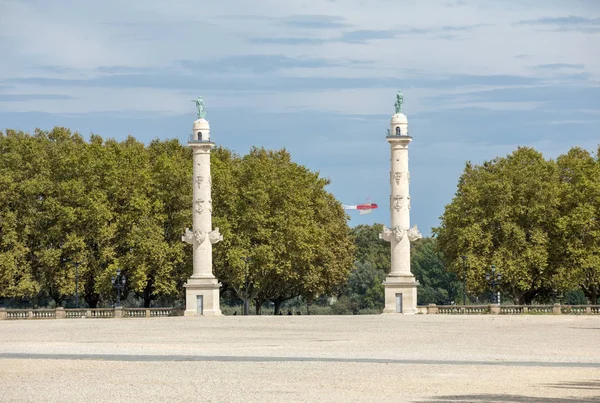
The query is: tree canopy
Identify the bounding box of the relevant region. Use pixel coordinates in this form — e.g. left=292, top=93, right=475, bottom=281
left=434, top=146, right=600, bottom=304
left=211, top=147, right=355, bottom=314
left=0, top=128, right=355, bottom=310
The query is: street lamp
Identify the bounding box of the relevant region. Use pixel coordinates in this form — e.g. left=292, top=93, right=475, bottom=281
left=460, top=256, right=467, bottom=306
left=111, top=269, right=126, bottom=308
left=241, top=257, right=251, bottom=315
left=485, top=265, right=502, bottom=304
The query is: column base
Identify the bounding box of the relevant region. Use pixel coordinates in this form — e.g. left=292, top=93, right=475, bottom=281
left=382, top=275, right=419, bottom=314
left=184, top=277, right=222, bottom=316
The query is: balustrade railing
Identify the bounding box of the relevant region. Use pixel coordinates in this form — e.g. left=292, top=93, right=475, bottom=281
left=31, top=309, right=56, bottom=319
left=124, top=309, right=147, bottom=318
left=89, top=309, right=115, bottom=318
left=424, top=304, right=599, bottom=315
left=500, top=305, right=524, bottom=314
left=66, top=309, right=88, bottom=318
left=435, top=305, right=490, bottom=314
left=1, top=305, right=599, bottom=319
left=6, top=310, right=29, bottom=319
left=527, top=305, right=554, bottom=314
left=0, top=307, right=183, bottom=320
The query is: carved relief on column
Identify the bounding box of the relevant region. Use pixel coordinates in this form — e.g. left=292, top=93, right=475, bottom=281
left=194, top=198, right=204, bottom=214
left=196, top=175, right=204, bottom=189
left=379, top=225, right=420, bottom=243
left=407, top=225, right=422, bottom=241
left=208, top=199, right=213, bottom=214
left=181, top=228, right=206, bottom=245
left=393, top=226, right=406, bottom=242
left=194, top=230, right=206, bottom=245
left=379, top=225, right=392, bottom=242
left=182, top=228, right=194, bottom=244
left=393, top=194, right=403, bottom=212
left=394, top=172, right=402, bottom=185
left=209, top=227, right=223, bottom=244
left=407, top=195, right=411, bottom=211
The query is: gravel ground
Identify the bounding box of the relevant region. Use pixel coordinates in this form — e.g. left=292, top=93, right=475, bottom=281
left=1, top=315, right=599, bottom=402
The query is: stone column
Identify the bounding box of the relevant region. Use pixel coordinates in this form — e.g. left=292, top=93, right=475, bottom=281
left=182, top=111, right=222, bottom=316
left=380, top=91, right=421, bottom=314
left=191, top=144, right=215, bottom=279
left=389, top=136, right=412, bottom=276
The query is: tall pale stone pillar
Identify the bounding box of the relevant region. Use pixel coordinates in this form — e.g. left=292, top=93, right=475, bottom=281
left=182, top=97, right=223, bottom=316
left=379, top=90, right=422, bottom=314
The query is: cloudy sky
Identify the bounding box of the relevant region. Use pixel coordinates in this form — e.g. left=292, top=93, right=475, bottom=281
left=1, top=0, right=599, bottom=235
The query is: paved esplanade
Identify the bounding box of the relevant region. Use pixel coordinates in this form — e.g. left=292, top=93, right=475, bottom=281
left=1, top=316, right=599, bottom=402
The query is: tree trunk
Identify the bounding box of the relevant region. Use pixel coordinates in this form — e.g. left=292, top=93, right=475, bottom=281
left=274, top=299, right=282, bottom=315
left=85, top=293, right=100, bottom=308
left=143, top=280, right=153, bottom=308
left=243, top=297, right=249, bottom=315
left=582, top=285, right=598, bottom=305
left=590, top=289, right=598, bottom=305
left=84, top=277, right=99, bottom=308
left=255, top=299, right=263, bottom=315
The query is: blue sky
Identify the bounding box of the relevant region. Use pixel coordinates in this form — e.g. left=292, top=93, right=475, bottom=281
left=1, top=0, right=599, bottom=235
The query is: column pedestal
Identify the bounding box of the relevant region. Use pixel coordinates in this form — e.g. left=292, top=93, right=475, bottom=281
left=382, top=274, right=419, bottom=314
left=184, top=278, right=222, bottom=316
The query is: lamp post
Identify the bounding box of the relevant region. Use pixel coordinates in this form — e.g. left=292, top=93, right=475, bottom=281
left=485, top=264, right=501, bottom=304
left=242, top=257, right=251, bottom=315
left=111, top=269, right=126, bottom=308
left=460, top=256, right=467, bottom=306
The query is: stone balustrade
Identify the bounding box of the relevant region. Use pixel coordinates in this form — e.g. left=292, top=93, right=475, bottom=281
left=0, top=307, right=184, bottom=320
left=1, top=305, right=599, bottom=319
left=421, top=304, right=600, bottom=315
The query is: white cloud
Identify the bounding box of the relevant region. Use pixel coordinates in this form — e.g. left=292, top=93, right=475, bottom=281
left=1, top=0, right=599, bottom=234
left=2, top=0, right=599, bottom=84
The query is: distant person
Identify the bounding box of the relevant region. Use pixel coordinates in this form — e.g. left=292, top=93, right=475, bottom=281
left=287, top=310, right=292, bottom=315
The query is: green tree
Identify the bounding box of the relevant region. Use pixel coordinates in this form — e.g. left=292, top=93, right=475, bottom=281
left=117, top=139, right=193, bottom=307
left=411, top=237, right=461, bottom=305
left=0, top=129, right=354, bottom=310
left=552, top=147, right=600, bottom=303
left=211, top=147, right=355, bottom=314
left=0, top=130, right=40, bottom=300
left=351, top=224, right=390, bottom=273
left=434, top=147, right=560, bottom=304
left=346, top=261, right=385, bottom=310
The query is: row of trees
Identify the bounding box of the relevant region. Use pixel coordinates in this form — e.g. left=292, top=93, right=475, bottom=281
left=0, top=128, right=354, bottom=310
left=2, top=128, right=596, bottom=310
left=434, top=146, right=600, bottom=304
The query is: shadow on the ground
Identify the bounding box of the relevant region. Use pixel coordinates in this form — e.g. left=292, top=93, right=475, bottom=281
left=420, top=394, right=598, bottom=402
left=544, top=380, right=600, bottom=390
left=422, top=380, right=600, bottom=402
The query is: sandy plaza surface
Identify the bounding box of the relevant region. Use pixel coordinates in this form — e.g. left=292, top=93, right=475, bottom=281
left=0, top=314, right=599, bottom=402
